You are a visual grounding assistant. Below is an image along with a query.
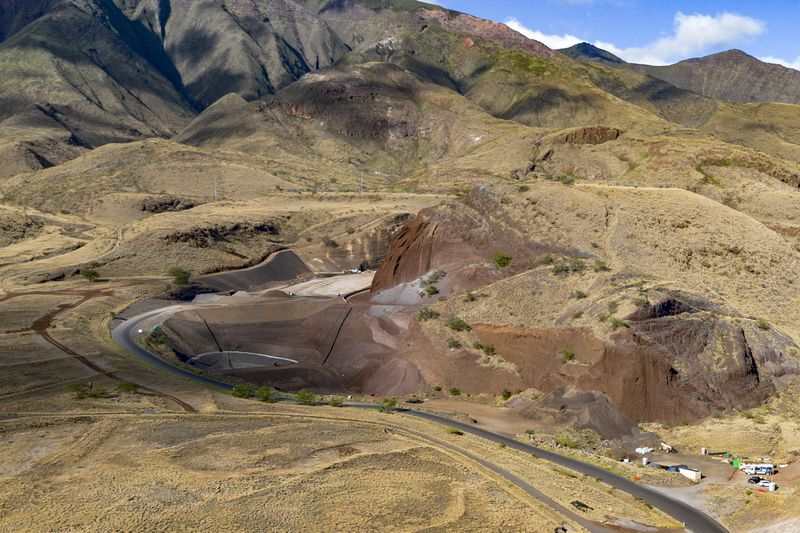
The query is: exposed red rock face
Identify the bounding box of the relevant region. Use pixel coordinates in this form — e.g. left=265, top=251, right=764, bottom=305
left=420, top=9, right=557, bottom=60
left=557, top=126, right=622, bottom=145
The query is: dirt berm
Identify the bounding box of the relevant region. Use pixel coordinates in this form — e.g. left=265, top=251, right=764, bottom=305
left=196, top=249, right=311, bottom=291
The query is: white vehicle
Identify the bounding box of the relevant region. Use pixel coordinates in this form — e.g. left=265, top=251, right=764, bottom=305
left=742, top=464, right=775, bottom=476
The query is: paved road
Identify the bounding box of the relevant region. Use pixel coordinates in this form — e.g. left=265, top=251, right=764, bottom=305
left=114, top=306, right=727, bottom=532
left=403, top=408, right=728, bottom=533
left=111, top=307, right=234, bottom=392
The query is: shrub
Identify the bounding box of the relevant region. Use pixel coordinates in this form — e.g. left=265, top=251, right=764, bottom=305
left=501, top=388, right=512, bottom=401
left=537, top=254, right=555, bottom=265
left=345, top=226, right=355, bottom=234
left=593, top=259, right=610, bottom=272
left=463, top=291, right=477, bottom=302
left=558, top=348, right=575, bottom=364
left=518, top=185, right=530, bottom=193
left=568, top=258, right=586, bottom=272
left=607, top=301, right=619, bottom=313
left=378, top=397, right=397, bottom=412
left=255, top=387, right=276, bottom=403
left=446, top=316, right=471, bottom=332
left=296, top=390, right=318, bottom=406
left=554, top=435, right=579, bottom=449
left=634, top=297, right=648, bottom=307
left=552, top=262, right=570, bottom=275
left=433, top=386, right=442, bottom=392
left=69, top=383, right=110, bottom=399
left=597, top=313, right=609, bottom=322
left=446, top=427, right=464, bottom=436
left=321, top=235, right=339, bottom=248
left=80, top=268, right=100, bottom=282
left=418, top=307, right=440, bottom=321
left=232, top=384, right=256, bottom=398
left=447, top=338, right=462, bottom=349
left=499, top=196, right=511, bottom=205
left=117, top=381, right=137, bottom=393
left=493, top=252, right=512, bottom=268
left=423, top=284, right=439, bottom=296
left=482, top=344, right=496, bottom=356
left=572, top=310, right=584, bottom=319
left=327, top=396, right=343, bottom=407
left=756, top=319, right=771, bottom=331
left=609, top=317, right=629, bottom=330
left=449, top=388, right=461, bottom=396
left=571, top=290, right=588, bottom=299
left=168, top=266, right=190, bottom=285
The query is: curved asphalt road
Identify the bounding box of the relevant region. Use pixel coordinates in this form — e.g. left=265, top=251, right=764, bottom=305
left=114, top=306, right=727, bottom=533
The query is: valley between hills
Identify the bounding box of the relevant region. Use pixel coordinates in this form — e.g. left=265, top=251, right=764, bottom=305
left=2, top=1, right=800, bottom=531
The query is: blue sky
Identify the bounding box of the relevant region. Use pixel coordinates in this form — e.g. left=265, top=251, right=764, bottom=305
left=429, top=0, right=800, bottom=68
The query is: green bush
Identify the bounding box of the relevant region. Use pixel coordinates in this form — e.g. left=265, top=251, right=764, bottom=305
left=518, top=185, right=530, bottom=193
left=593, top=259, right=610, bottom=272
left=569, top=258, right=586, bottom=272
left=501, top=388, right=512, bottom=401
left=571, top=290, right=588, bottom=299
left=446, top=316, right=471, bottom=332
left=558, top=348, right=575, bottom=364
left=232, top=384, right=256, bottom=398
left=80, top=268, right=100, bottom=282
left=634, top=297, right=648, bottom=307
left=69, top=382, right=110, bottom=399
left=255, top=387, right=276, bottom=403
left=609, top=317, right=629, bottom=330
left=463, top=291, right=477, bottom=302
left=552, top=262, right=570, bottom=275
left=433, top=386, right=442, bottom=392
left=117, top=381, right=137, bottom=393
left=378, top=397, right=397, bottom=412
left=572, top=310, right=584, bottom=319
left=493, top=252, right=512, bottom=268
left=446, top=427, right=464, bottom=436
left=607, top=301, right=619, bottom=313
left=482, top=344, right=496, bottom=356
left=449, top=388, right=461, bottom=396
left=168, top=266, right=190, bottom=285
left=296, top=390, right=318, bottom=406
left=345, top=226, right=355, bottom=234
left=554, top=435, right=579, bottom=449
left=756, top=319, right=771, bottom=331
left=322, top=235, right=339, bottom=248
left=327, top=396, right=344, bottom=407
left=447, top=338, right=462, bottom=349
left=418, top=307, right=440, bottom=321
left=423, top=284, right=439, bottom=296
left=537, top=254, right=555, bottom=265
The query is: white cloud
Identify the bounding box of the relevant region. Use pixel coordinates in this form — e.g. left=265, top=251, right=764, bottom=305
left=504, top=11, right=765, bottom=66
left=504, top=17, right=584, bottom=50
left=760, top=55, right=800, bottom=71
left=594, top=12, right=765, bottom=65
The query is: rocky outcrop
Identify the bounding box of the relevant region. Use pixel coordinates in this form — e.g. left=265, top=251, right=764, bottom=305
left=555, top=126, right=622, bottom=145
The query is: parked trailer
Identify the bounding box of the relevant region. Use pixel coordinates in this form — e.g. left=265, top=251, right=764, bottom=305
left=741, top=464, right=775, bottom=475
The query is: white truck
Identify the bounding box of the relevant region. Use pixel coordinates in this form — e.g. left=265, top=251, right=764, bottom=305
left=741, top=463, right=775, bottom=476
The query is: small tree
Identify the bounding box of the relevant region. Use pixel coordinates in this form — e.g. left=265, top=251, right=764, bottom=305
left=558, top=348, right=575, bottom=364
left=322, top=235, right=339, bottom=248
left=80, top=268, right=100, bottom=282
left=378, top=397, right=397, bottom=413
left=232, top=384, right=255, bottom=398
left=168, top=266, right=190, bottom=285
left=296, top=389, right=317, bottom=405
left=493, top=252, right=512, bottom=268
left=501, top=388, right=512, bottom=401
left=327, top=396, right=344, bottom=407
left=117, top=381, right=137, bottom=393
left=446, top=316, right=471, bottom=332
left=255, top=386, right=276, bottom=403
left=446, top=338, right=462, bottom=349
left=418, top=307, right=440, bottom=321
left=449, top=387, right=461, bottom=396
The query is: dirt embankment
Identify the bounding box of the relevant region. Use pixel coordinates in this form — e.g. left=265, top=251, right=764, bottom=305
left=196, top=250, right=311, bottom=292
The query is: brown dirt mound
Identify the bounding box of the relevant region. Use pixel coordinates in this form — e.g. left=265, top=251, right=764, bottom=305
left=512, top=387, right=637, bottom=440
